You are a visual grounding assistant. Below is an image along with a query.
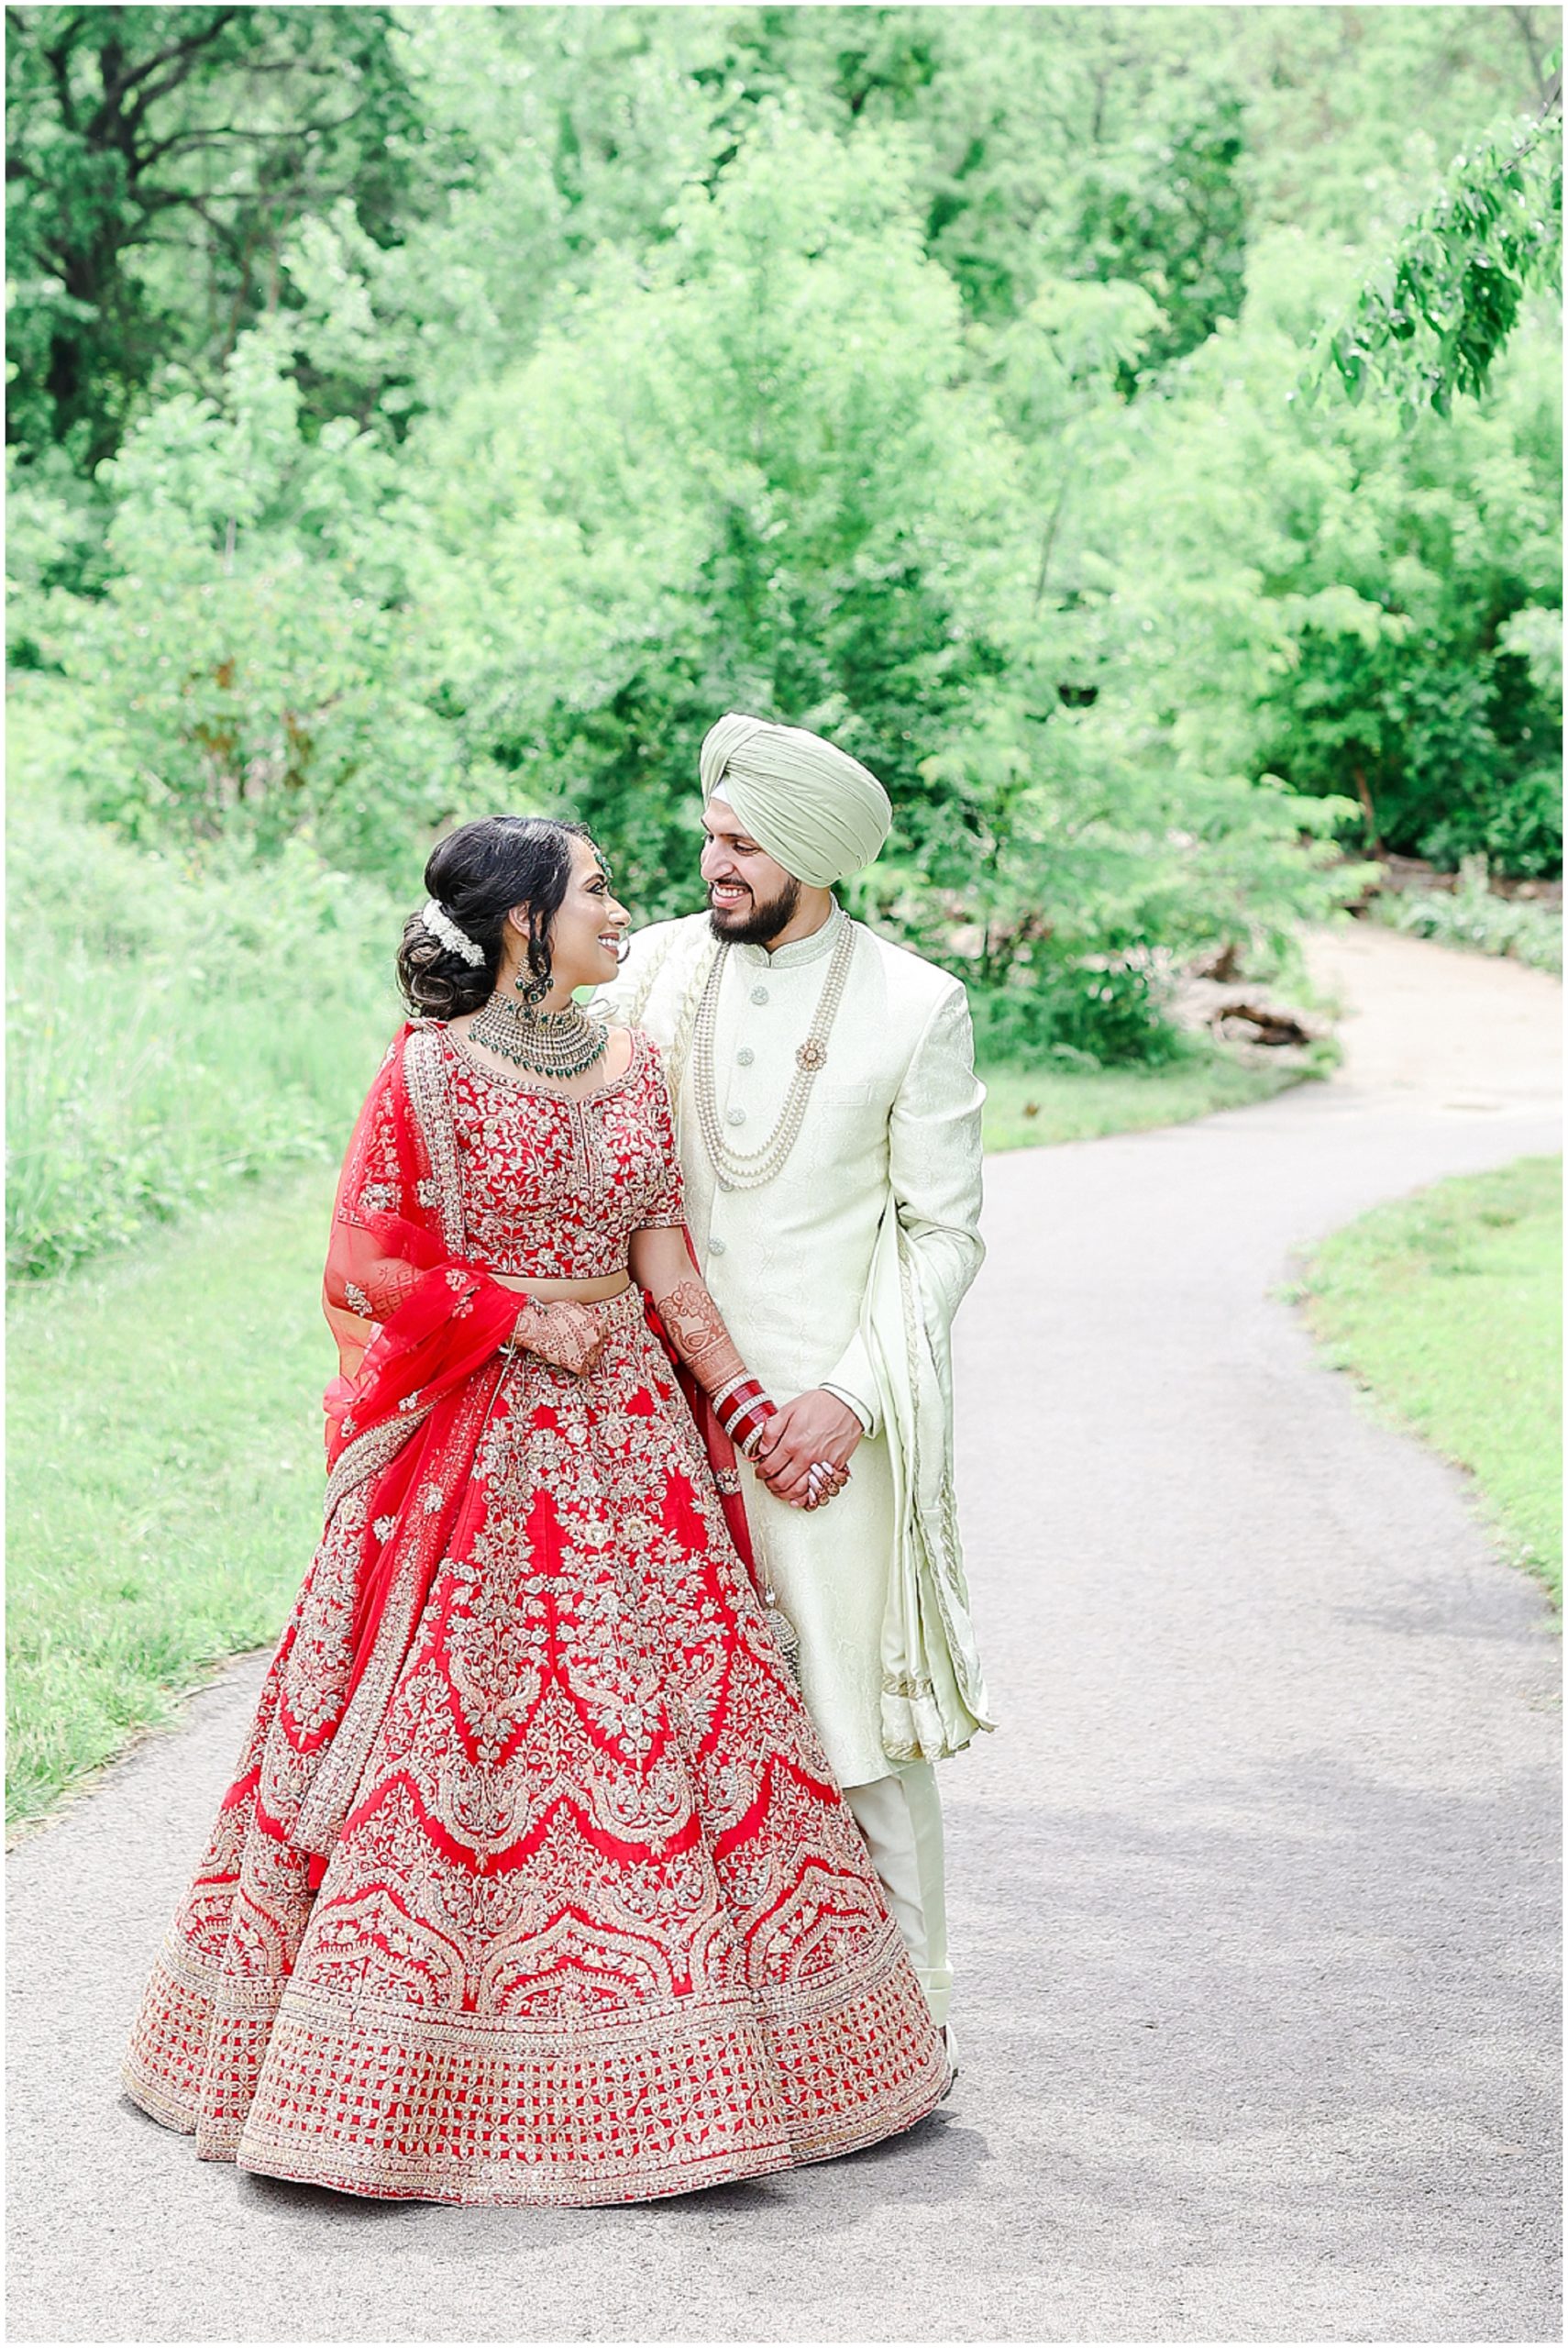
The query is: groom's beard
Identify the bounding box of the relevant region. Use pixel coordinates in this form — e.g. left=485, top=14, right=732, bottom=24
left=707, top=875, right=801, bottom=947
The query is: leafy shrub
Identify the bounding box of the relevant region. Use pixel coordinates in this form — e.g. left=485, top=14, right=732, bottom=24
left=6, top=682, right=405, bottom=1279
left=969, top=952, right=1187, bottom=1068
left=1369, top=857, right=1563, bottom=974
left=36, top=327, right=461, bottom=888
left=1266, top=626, right=1561, bottom=878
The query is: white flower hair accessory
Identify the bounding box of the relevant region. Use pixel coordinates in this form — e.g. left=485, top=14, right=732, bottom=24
left=422, top=898, right=484, bottom=967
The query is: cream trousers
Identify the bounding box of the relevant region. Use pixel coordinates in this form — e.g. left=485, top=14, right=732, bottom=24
left=844, top=1763, right=951, bottom=2028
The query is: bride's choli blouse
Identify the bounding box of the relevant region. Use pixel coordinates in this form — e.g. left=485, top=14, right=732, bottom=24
left=440, top=1024, right=686, bottom=1279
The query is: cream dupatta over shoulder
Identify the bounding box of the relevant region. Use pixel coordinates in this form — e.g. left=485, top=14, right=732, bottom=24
left=598, top=910, right=993, bottom=1777
left=860, top=1183, right=991, bottom=1763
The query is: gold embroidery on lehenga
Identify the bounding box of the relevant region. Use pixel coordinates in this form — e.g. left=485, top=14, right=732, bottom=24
left=322, top=1412, right=428, bottom=1525
left=121, top=1028, right=946, bottom=2206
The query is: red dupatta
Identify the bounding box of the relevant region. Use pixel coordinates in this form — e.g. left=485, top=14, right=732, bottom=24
left=322, top=1024, right=521, bottom=1468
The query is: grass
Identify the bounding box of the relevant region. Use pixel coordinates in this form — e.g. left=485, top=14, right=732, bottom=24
left=980, top=1036, right=1314, bottom=1151
left=1297, top=1156, right=1562, bottom=1607
left=6, top=1162, right=339, bottom=1833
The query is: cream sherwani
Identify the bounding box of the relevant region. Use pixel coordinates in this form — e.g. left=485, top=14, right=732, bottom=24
left=596, top=904, right=990, bottom=1791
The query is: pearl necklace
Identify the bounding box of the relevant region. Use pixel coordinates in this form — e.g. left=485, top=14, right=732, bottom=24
left=690, top=914, right=858, bottom=1191
left=467, top=991, right=608, bottom=1080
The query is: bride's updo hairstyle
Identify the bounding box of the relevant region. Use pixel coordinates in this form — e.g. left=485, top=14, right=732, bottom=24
left=396, top=814, right=593, bottom=1020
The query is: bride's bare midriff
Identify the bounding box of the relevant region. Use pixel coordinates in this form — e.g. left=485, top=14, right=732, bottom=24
left=491, top=1270, right=631, bottom=1302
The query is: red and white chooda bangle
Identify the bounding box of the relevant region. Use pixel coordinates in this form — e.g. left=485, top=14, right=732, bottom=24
left=711, top=1373, right=778, bottom=1458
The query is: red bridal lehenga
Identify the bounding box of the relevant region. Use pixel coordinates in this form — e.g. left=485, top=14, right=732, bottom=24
left=122, top=1020, right=946, bottom=2205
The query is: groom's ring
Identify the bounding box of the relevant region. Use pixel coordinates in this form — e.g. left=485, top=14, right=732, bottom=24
left=807, top=1459, right=844, bottom=1500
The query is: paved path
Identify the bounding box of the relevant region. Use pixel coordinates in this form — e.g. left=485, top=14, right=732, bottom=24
left=7, top=925, right=1561, bottom=2344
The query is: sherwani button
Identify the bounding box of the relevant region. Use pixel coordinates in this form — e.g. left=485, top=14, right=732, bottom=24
left=709, top=1236, right=727, bottom=1255
left=736, top=1047, right=755, bottom=1067
left=750, top=985, right=769, bottom=1004
left=726, top=1107, right=745, bottom=1126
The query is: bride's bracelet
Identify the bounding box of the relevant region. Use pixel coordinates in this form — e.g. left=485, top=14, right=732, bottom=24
left=499, top=1300, right=548, bottom=1359
left=712, top=1373, right=777, bottom=1458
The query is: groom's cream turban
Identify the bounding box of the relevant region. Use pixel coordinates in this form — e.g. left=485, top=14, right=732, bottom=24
left=699, top=712, right=893, bottom=887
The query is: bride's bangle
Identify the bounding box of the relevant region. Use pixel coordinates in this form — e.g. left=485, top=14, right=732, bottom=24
left=713, top=1376, right=777, bottom=1456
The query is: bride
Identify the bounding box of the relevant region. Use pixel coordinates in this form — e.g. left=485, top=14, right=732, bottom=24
left=122, top=813, right=948, bottom=2205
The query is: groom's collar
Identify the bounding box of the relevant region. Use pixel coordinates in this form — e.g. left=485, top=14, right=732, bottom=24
left=728, top=897, right=847, bottom=972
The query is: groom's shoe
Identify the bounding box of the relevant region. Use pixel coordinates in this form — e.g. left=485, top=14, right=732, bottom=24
left=939, top=2020, right=959, bottom=2101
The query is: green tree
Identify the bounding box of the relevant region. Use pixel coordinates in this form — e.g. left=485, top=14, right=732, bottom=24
left=11, top=5, right=1552, bottom=1066
left=1094, top=227, right=1562, bottom=877
left=415, top=108, right=1020, bottom=914
left=59, top=319, right=454, bottom=879
left=6, top=3, right=422, bottom=469
left=414, top=111, right=1354, bottom=1050
left=727, top=7, right=1252, bottom=345
left=1231, top=5, right=1552, bottom=240
left=1058, top=84, right=1248, bottom=377
left=1309, top=90, right=1562, bottom=424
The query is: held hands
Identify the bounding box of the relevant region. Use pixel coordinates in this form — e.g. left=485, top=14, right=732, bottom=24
left=753, top=1390, right=862, bottom=1511
left=513, top=1300, right=606, bottom=1378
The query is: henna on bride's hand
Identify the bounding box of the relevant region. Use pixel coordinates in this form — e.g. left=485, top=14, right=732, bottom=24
left=660, top=1279, right=741, bottom=1387
left=515, top=1300, right=605, bottom=1376
left=550, top=1302, right=607, bottom=1375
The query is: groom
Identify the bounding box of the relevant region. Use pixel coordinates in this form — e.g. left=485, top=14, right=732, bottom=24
left=596, top=711, right=991, bottom=2043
